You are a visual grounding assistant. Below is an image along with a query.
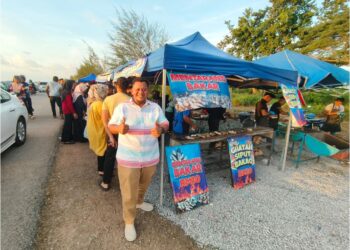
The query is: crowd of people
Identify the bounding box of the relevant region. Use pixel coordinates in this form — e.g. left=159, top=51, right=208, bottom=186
left=8, top=74, right=345, bottom=242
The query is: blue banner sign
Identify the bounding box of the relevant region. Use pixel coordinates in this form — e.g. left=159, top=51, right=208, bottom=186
left=167, top=72, right=232, bottom=112
left=165, top=143, right=209, bottom=212
left=281, top=84, right=306, bottom=127
left=227, top=135, right=256, bottom=189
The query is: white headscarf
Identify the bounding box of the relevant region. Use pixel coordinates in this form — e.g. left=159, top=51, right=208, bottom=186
left=73, top=83, right=88, bottom=103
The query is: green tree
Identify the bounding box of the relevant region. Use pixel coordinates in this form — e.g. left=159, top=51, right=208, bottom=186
left=108, top=9, right=168, bottom=68
left=218, top=8, right=268, bottom=60
left=298, top=0, right=349, bottom=64
left=73, top=45, right=104, bottom=80
left=218, top=0, right=316, bottom=60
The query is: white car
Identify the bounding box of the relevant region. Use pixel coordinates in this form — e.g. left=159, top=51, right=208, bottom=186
left=1, top=89, right=28, bottom=153
left=38, top=82, right=48, bottom=92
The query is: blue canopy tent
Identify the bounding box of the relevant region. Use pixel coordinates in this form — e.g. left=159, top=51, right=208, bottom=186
left=78, top=73, right=96, bottom=83
left=130, top=32, right=300, bottom=205
left=254, top=50, right=349, bottom=89
left=145, top=32, right=298, bottom=86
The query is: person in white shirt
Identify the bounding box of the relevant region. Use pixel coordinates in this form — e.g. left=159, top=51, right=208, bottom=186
left=46, top=76, right=63, bottom=118
left=108, top=77, right=169, bottom=242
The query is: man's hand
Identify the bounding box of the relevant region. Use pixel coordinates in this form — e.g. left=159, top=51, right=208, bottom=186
left=73, top=113, right=78, bottom=119
left=118, top=117, right=129, bottom=134
left=108, top=135, right=116, bottom=147
left=151, top=122, right=163, bottom=138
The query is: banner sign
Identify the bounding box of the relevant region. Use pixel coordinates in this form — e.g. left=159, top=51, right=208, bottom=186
left=167, top=72, right=232, bottom=112
left=165, top=144, right=209, bottom=212
left=227, top=135, right=256, bottom=189
left=113, top=57, right=147, bottom=81
left=96, top=72, right=112, bottom=83
left=281, top=84, right=306, bottom=127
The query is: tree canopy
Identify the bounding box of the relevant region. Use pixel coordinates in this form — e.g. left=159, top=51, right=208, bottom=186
left=108, top=9, right=169, bottom=68
left=298, top=0, right=349, bottom=64
left=72, top=45, right=104, bottom=80
left=218, top=0, right=349, bottom=64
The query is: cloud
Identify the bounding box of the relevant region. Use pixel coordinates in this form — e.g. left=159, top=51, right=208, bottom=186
left=152, top=5, right=164, bottom=11
left=6, top=55, right=42, bottom=69
left=81, top=10, right=104, bottom=27
left=1, top=55, right=11, bottom=66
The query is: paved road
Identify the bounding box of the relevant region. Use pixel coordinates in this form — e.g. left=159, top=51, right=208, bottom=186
left=1, top=93, right=62, bottom=250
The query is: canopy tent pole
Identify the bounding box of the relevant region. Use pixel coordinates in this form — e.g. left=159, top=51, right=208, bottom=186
left=160, top=69, right=167, bottom=206
left=281, top=113, right=292, bottom=171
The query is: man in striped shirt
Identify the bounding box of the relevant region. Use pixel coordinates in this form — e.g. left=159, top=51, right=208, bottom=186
left=108, top=77, right=169, bottom=241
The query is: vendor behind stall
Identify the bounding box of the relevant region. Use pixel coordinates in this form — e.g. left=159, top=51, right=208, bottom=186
left=269, top=96, right=287, bottom=130
left=255, top=92, right=276, bottom=127
left=207, top=107, right=226, bottom=149
left=173, top=109, right=197, bottom=135
left=322, top=97, right=345, bottom=134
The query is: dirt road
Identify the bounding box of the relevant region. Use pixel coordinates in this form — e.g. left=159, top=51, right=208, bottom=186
left=35, top=142, right=204, bottom=249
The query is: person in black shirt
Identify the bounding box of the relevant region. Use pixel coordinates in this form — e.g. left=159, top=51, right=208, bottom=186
left=207, top=107, right=226, bottom=150
left=255, top=93, right=275, bottom=127
left=269, top=97, right=286, bottom=130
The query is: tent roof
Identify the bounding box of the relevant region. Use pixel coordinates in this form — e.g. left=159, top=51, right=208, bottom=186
left=145, top=32, right=298, bottom=86
left=254, top=50, right=349, bottom=88
left=79, top=73, right=96, bottom=83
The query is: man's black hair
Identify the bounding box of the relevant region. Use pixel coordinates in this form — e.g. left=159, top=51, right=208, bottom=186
left=115, top=77, right=129, bottom=93
left=336, top=97, right=345, bottom=102
left=264, top=92, right=276, bottom=98
left=132, top=77, right=149, bottom=87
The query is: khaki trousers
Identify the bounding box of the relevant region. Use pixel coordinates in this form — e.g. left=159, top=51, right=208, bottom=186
left=118, top=165, right=156, bottom=224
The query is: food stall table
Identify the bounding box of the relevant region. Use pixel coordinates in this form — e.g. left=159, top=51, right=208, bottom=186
left=169, top=127, right=275, bottom=168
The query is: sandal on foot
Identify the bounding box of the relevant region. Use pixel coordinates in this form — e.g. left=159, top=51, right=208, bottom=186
left=98, top=181, right=109, bottom=191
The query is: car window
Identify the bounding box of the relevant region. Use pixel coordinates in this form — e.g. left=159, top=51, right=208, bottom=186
left=0, top=90, right=11, bottom=103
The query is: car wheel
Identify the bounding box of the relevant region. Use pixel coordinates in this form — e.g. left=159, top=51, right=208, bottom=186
left=15, top=117, right=26, bottom=146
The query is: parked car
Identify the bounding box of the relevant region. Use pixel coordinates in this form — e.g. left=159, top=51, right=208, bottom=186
left=1, top=89, right=28, bottom=153
left=38, top=82, right=48, bottom=92
left=1, top=81, right=12, bottom=91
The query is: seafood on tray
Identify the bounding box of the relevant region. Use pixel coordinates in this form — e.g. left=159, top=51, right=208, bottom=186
left=179, top=128, right=253, bottom=141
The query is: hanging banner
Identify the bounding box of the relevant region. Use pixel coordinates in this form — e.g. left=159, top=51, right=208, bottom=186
left=96, top=72, right=112, bottom=83
left=113, top=57, right=147, bottom=81
left=281, top=84, right=306, bottom=127
left=165, top=144, right=209, bottom=212
left=167, top=72, right=232, bottom=112
left=227, top=135, right=256, bottom=189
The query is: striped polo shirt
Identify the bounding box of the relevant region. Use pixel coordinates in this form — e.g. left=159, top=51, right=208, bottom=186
left=109, top=99, right=169, bottom=168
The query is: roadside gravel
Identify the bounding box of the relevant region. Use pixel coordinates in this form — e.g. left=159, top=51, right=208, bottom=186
left=147, top=140, right=349, bottom=250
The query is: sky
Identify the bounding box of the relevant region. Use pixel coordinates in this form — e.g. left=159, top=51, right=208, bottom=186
left=0, top=0, right=303, bottom=81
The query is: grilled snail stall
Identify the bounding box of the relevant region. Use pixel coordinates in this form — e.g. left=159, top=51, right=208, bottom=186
left=112, top=32, right=299, bottom=207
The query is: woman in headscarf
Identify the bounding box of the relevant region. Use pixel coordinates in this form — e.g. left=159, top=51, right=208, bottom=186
left=73, top=83, right=88, bottom=142
left=86, top=84, right=109, bottom=188
left=61, top=80, right=78, bottom=144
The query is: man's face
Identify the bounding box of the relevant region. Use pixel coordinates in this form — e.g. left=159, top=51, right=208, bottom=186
left=131, top=81, right=148, bottom=104
left=335, top=100, right=342, bottom=106
left=265, top=96, right=272, bottom=103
